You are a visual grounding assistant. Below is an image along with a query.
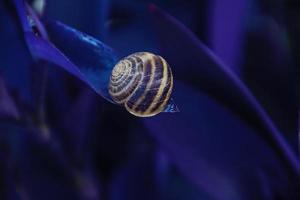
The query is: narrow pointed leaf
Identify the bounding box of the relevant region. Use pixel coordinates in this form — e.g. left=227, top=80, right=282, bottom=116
left=148, top=5, right=299, bottom=170
left=60, top=88, right=97, bottom=162
left=0, top=0, right=33, bottom=103
left=25, top=32, right=87, bottom=84
left=209, top=0, right=248, bottom=73
left=13, top=0, right=117, bottom=103
left=44, top=20, right=117, bottom=102
left=46, top=0, right=108, bottom=37
left=143, top=82, right=300, bottom=200
left=0, top=78, right=19, bottom=119
left=10, top=129, right=81, bottom=200
left=243, top=17, right=298, bottom=148
left=109, top=153, right=165, bottom=200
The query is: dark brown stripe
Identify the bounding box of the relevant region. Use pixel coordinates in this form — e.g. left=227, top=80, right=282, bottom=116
left=109, top=56, right=144, bottom=102
left=111, top=70, right=130, bottom=87
left=150, top=66, right=172, bottom=112
left=110, top=57, right=142, bottom=91
left=133, top=56, right=164, bottom=113
left=113, top=77, right=132, bottom=93
left=111, top=59, right=135, bottom=85
left=110, top=63, right=133, bottom=87
left=110, top=74, right=142, bottom=103
left=126, top=58, right=154, bottom=110
left=111, top=61, right=129, bottom=82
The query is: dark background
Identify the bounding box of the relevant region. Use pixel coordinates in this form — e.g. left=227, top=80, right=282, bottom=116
left=0, top=0, right=300, bottom=199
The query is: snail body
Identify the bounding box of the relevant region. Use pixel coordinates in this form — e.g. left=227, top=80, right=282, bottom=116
left=108, top=52, right=174, bottom=117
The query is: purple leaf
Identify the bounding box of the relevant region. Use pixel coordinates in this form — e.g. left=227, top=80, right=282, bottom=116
left=45, top=0, right=108, bottom=38
left=60, top=88, right=97, bottom=162
left=208, top=0, right=249, bottom=74
left=13, top=0, right=178, bottom=113
left=13, top=0, right=48, bottom=38
left=27, top=19, right=178, bottom=113
left=242, top=17, right=298, bottom=149
left=0, top=0, right=33, bottom=103
left=10, top=129, right=81, bottom=200
left=0, top=78, right=19, bottom=120
left=44, top=20, right=117, bottom=102
left=25, top=32, right=87, bottom=84
left=109, top=152, right=166, bottom=200
left=13, top=0, right=117, bottom=103
left=109, top=150, right=211, bottom=200
left=0, top=153, right=18, bottom=199
left=148, top=4, right=299, bottom=170
left=105, top=1, right=158, bottom=58
left=13, top=0, right=32, bottom=33
left=143, top=82, right=300, bottom=200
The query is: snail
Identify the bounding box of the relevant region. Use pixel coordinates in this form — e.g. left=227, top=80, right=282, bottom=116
left=108, top=52, right=176, bottom=117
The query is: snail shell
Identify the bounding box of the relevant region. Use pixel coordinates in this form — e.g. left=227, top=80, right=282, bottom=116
left=108, top=52, right=173, bottom=117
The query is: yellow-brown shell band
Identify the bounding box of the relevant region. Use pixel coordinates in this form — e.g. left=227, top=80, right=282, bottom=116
left=109, top=55, right=142, bottom=103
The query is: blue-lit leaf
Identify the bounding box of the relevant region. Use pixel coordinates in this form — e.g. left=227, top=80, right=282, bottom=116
left=148, top=4, right=296, bottom=158
left=46, top=0, right=108, bottom=37
left=13, top=0, right=32, bottom=33
left=10, top=129, right=81, bottom=200
left=27, top=19, right=178, bottom=112
left=109, top=150, right=211, bottom=200
left=0, top=155, right=18, bottom=199
left=143, top=82, right=300, bottom=200
left=243, top=17, right=298, bottom=149
left=0, top=0, right=33, bottom=103
left=109, top=152, right=166, bottom=200
left=0, top=78, right=19, bottom=120
left=13, top=0, right=179, bottom=113
left=24, top=32, right=87, bottom=84
left=13, top=0, right=117, bottom=103
left=60, top=88, right=97, bottom=162
left=105, top=1, right=158, bottom=58
left=44, top=20, right=117, bottom=102
left=13, top=0, right=48, bottom=38
left=209, top=0, right=249, bottom=74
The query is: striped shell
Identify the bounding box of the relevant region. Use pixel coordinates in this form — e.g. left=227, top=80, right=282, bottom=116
left=108, top=52, right=173, bottom=117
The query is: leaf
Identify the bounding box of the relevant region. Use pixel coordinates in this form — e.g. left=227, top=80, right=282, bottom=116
left=24, top=32, right=87, bottom=85
left=143, top=82, right=300, bottom=200
left=44, top=20, right=117, bottom=102
left=9, top=129, right=91, bottom=200
left=0, top=155, right=18, bottom=199
left=109, top=152, right=166, bottom=200
left=0, top=0, right=33, bottom=103
left=13, top=0, right=48, bottom=38
left=242, top=16, right=298, bottom=149
left=13, top=0, right=117, bottom=103
left=44, top=20, right=179, bottom=113
left=45, top=0, right=108, bottom=37
left=0, top=78, right=19, bottom=120
left=148, top=4, right=299, bottom=168
left=13, top=0, right=179, bottom=113
left=109, top=150, right=212, bottom=200
left=208, top=0, right=249, bottom=74
left=60, top=88, right=97, bottom=163
left=105, top=1, right=158, bottom=58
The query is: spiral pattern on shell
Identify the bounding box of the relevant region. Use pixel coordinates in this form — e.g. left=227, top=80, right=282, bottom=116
left=108, top=52, right=173, bottom=117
